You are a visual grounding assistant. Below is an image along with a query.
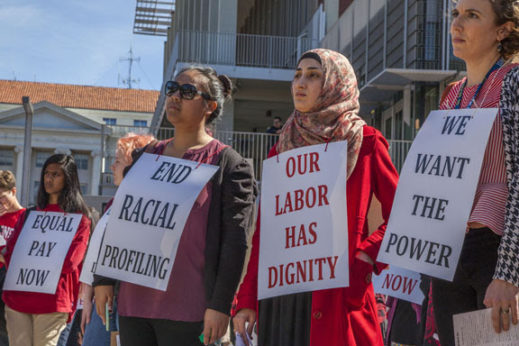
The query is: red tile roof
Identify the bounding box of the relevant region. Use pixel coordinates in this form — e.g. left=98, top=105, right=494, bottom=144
left=0, top=80, right=160, bottom=113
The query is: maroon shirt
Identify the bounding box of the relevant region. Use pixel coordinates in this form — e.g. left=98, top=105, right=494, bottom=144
left=118, top=139, right=227, bottom=321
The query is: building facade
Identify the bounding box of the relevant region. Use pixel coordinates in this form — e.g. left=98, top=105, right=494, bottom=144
left=151, top=0, right=464, bottom=140
left=320, top=0, right=463, bottom=143
left=149, top=0, right=325, bottom=133
left=0, top=80, right=159, bottom=203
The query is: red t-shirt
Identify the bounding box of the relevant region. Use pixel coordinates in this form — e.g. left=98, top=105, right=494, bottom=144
left=2, top=204, right=91, bottom=316
left=0, top=209, right=25, bottom=268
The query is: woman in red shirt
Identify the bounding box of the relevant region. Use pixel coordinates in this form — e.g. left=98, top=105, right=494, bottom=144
left=2, top=154, right=91, bottom=346
left=233, top=49, right=399, bottom=346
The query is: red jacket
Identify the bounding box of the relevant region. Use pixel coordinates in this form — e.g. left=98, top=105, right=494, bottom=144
left=3, top=204, right=91, bottom=316
left=235, top=126, right=399, bottom=346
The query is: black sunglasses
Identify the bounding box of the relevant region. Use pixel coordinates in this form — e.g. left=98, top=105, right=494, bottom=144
left=164, top=81, right=213, bottom=100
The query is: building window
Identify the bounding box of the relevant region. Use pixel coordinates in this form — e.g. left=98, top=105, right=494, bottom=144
left=103, top=118, right=117, bottom=125
left=80, top=184, right=88, bottom=195
left=36, top=152, right=50, bottom=168
left=133, top=120, right=147, bottom=127
left=0, top=150, right=14, bottom=167
left=74, top=154, right=89, bottom=170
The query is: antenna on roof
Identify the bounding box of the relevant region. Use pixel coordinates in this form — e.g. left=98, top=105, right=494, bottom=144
left=120, top=46, right=140, bottom=89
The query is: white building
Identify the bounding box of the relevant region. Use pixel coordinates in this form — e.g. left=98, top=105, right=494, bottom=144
left=0, top=80, right=159, bottom=203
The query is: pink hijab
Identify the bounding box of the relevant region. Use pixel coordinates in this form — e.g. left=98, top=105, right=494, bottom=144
left=277, top=48, right=366, bottom=178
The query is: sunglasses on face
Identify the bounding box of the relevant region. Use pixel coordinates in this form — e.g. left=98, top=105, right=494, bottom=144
left=164, top=81, right=212, bottom=100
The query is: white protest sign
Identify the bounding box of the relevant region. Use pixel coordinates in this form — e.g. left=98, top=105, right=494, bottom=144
left=95, top=153, right=218, bottom=291
left=453, top=308, right=519, bottom=346
left=378, top=108, right=498, bottom=280
left=372, top=266, right=424, bottom=305
left=4, top=211, right=82, bottom=294
left=79, top=207, right=111, bottom=285
left=258, top=141, right=349, bottom=299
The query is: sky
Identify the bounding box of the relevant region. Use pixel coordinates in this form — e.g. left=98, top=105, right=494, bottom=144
left=0, top=0, right=166, bottom=90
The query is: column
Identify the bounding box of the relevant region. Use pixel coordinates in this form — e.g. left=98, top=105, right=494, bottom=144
left=403, top=84, right=412, bottom=140
left=90, top=150, right=102, bottom=196
left=217, top=98, right=234, bottom=132
left=14, top=145, right=24, bottom=200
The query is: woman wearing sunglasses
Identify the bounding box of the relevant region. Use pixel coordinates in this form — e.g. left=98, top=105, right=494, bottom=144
left=94, top=66, right=257, bottom=346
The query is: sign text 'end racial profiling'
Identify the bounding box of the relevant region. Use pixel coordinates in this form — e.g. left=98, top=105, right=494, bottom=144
left=99, top=160, right=193, bottom=280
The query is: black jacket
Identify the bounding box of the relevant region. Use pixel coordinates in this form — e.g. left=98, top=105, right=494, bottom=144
left=94, top=144, right=257, bottom=316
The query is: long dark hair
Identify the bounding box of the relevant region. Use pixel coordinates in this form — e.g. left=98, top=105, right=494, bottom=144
left=37, top=154, right=90, bottom=217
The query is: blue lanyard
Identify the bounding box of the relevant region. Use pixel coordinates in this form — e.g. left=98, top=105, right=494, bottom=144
left=454, top=59, right=503, bottom=109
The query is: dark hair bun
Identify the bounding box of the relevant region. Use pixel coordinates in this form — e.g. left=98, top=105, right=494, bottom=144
left=217, top=74, right=232, bottom=98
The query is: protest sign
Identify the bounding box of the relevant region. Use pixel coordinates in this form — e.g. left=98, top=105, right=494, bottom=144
left=258, top=141, right=349, bottom=299
left=453, top=308, right=519, bottom=346
left=79, top=207, right=111, bottom=285
left=95, top=153, right=218, bottom=291
left=372, top=266, right=424, bottom=305
left=4, top=211, right=82, bottom=294
left=378, top=108, right=498, bottom=280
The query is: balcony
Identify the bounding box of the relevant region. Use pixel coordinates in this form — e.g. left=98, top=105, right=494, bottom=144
left=175, top=31, right=318, bottom=70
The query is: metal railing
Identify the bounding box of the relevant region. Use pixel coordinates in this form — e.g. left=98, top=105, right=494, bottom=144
left=387, top=139, right=413, bottom=172
left=177, top=31, right=318, bottom=69
left=100, top=125, right=413, bottom=194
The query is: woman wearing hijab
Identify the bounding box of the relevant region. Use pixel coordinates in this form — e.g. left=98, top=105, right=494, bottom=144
left=233, top=49, right=399, bottom=346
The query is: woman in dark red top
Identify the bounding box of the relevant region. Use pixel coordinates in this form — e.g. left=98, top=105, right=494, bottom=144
left=233, top=49, right=399, bottom=346
left=2, top=154, right=91, bottom=346
left=94, top=66, right=257, bottom=346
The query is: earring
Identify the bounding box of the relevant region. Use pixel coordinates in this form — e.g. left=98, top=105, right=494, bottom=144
left=498, top=41, right=503, bottom=53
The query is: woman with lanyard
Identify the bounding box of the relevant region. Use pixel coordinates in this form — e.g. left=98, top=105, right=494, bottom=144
left=94, top=65, right=257, bottom=346
left=430, top=0, right=519, bottom=344
left=233, top=48, right=399, bottom=346
left=1, top=154, right=92, bottom=346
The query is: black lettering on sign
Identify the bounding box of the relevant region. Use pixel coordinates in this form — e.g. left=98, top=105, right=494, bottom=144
left=16, top=268, right=51, bottom=286
left=100, top=246, right=170, bottom=280
left=441, top=115, right=472, bottom=135
left=32, top=214, right=75, bottom=233
left=384, top=233, right=452, bottom=268
left=27, top=241, right=57, bottom=257
left=150, top=162, right=192, bottom=184
left=415, top=154, right=470, bottom=179
left=411, top=194, right=449, bottom=220
left=118, top=195, right=178, bottom=230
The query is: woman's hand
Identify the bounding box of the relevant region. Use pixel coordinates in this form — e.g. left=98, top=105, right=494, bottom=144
left=80, top=283, right=94, bottom=335
left=232, top=308, right=256, bottom=346
left=81, top=298, right=93, bottom=335
left=94, top=285, right=114, bottom=326
left=202, top=308, right=229, bottom=345
left=484, top=279, right=519, bottom=333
